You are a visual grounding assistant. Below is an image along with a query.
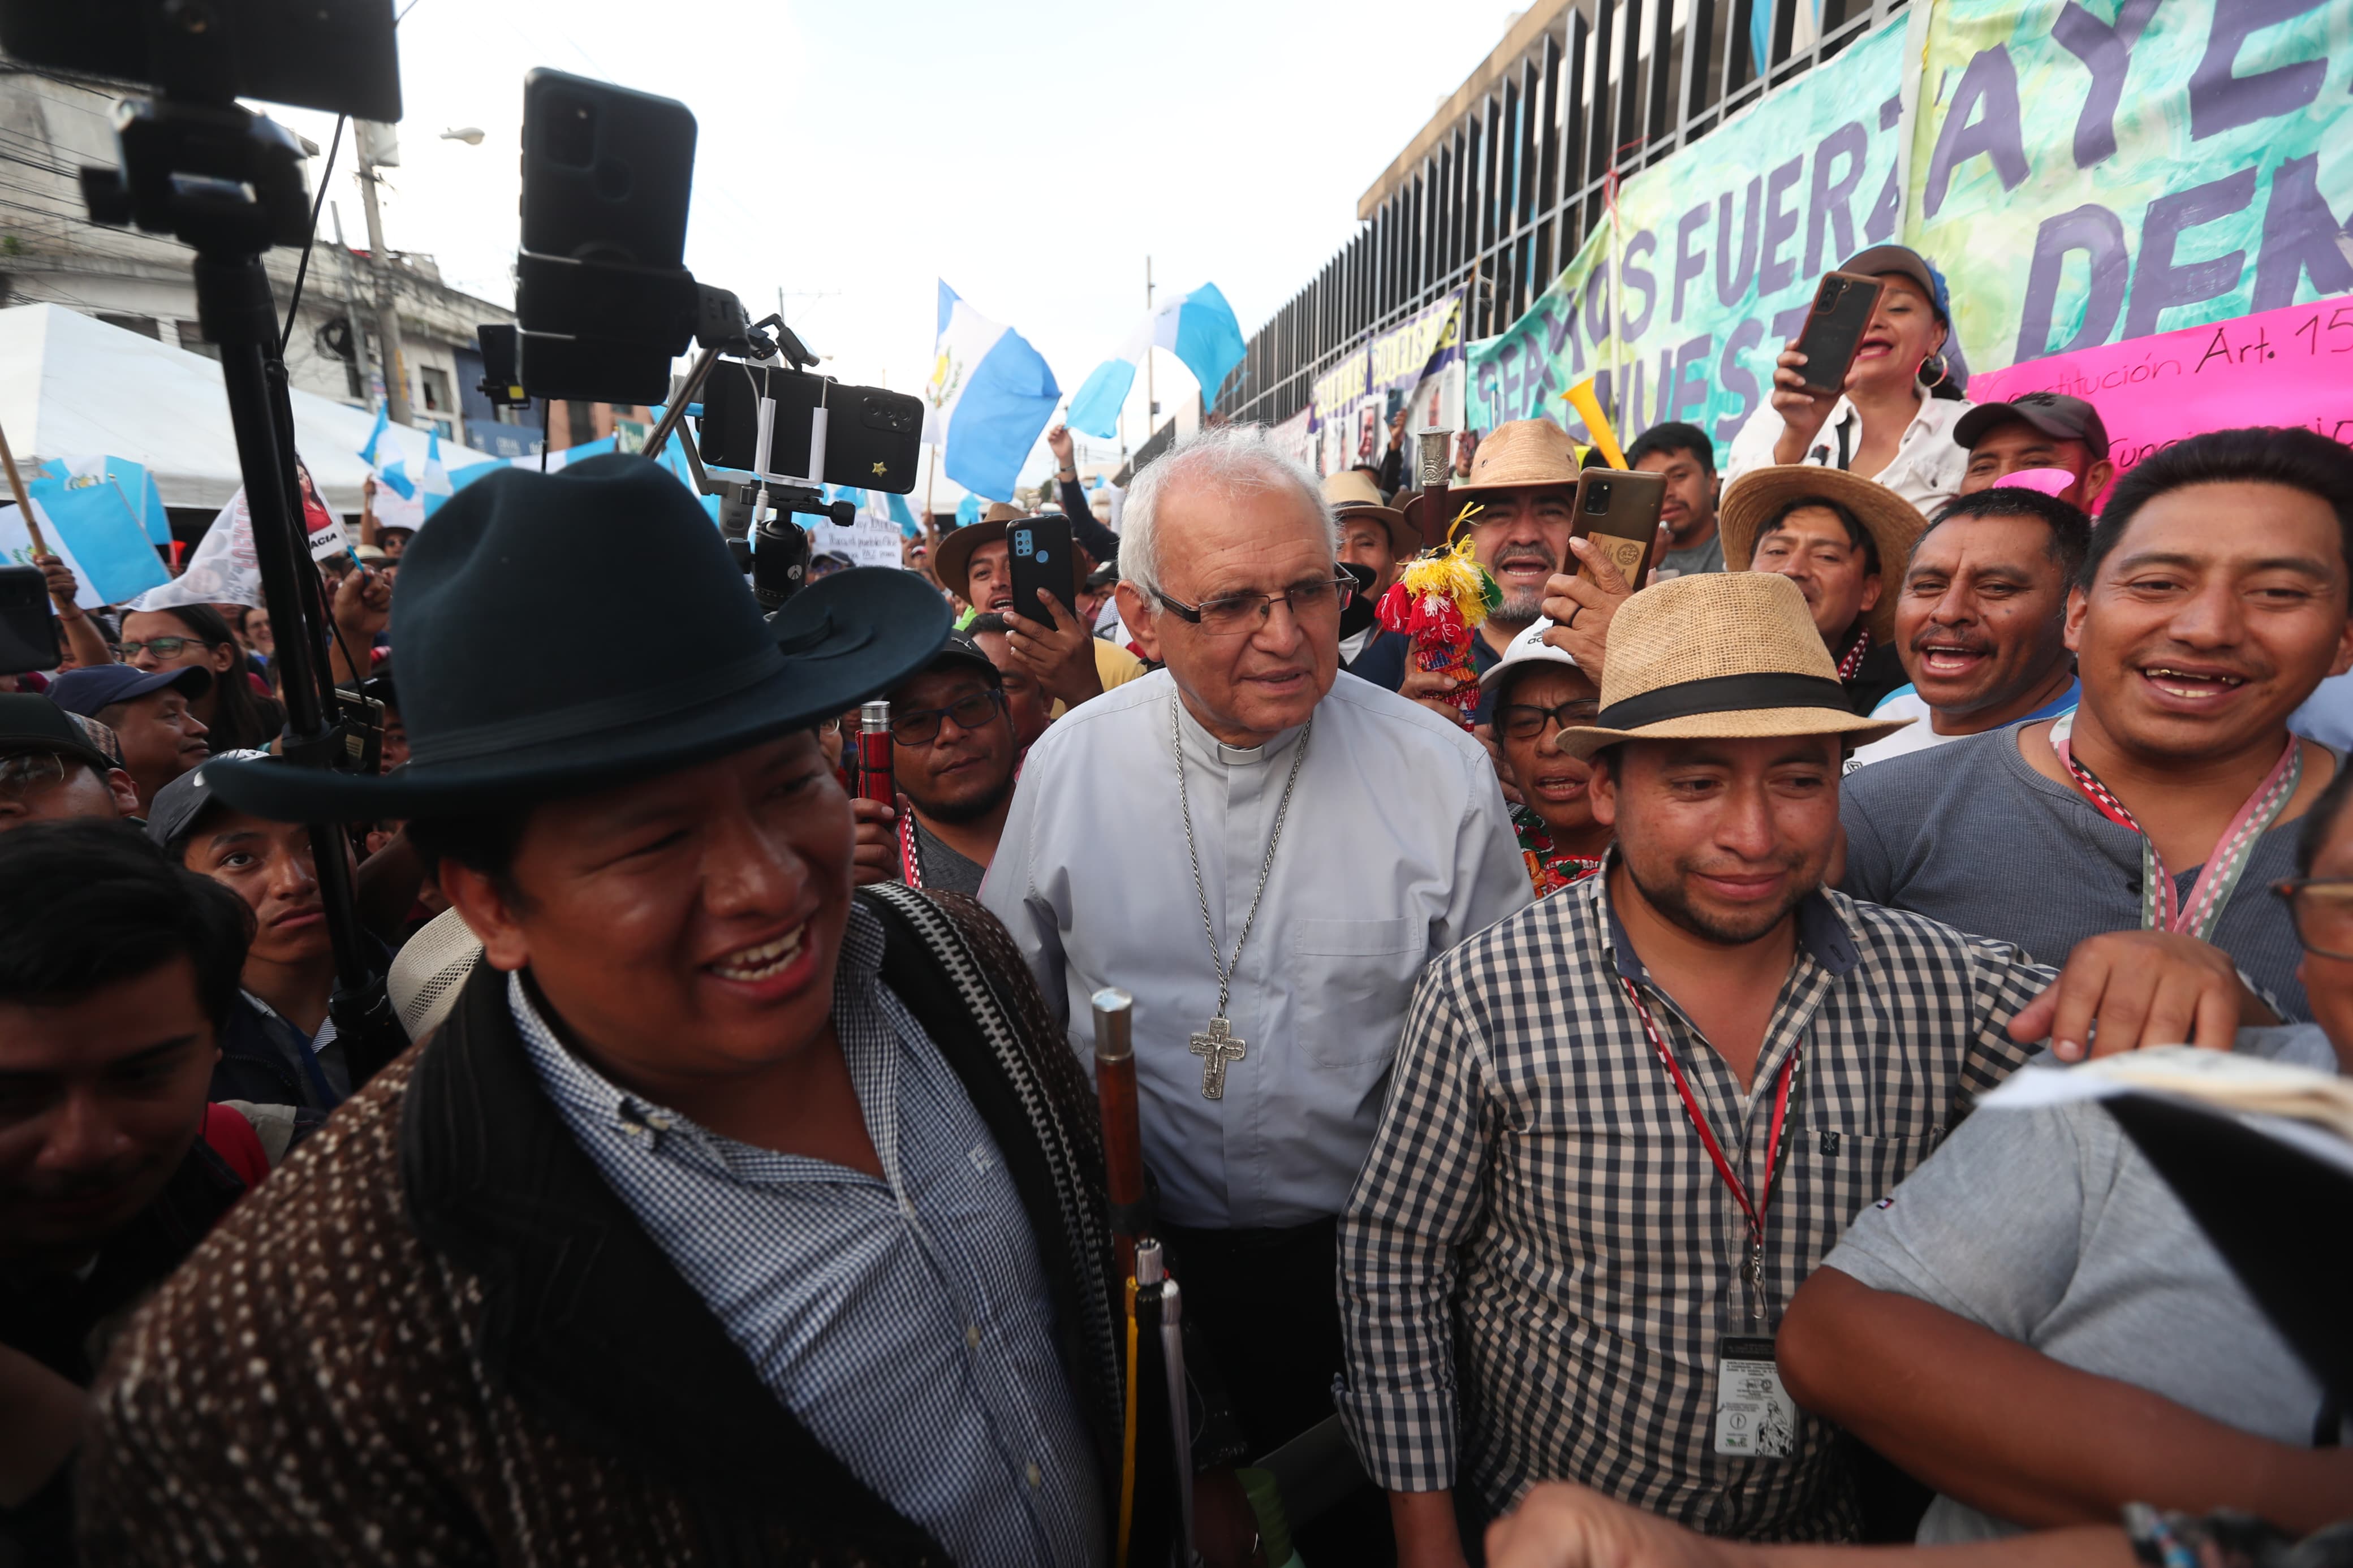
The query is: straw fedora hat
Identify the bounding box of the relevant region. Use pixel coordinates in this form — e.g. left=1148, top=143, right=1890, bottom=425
left=1450, top=417, right=1581, bottom=497
left=389, top=906, right=484, bottom=1043
left=1321, top=470, right=1420, bottom=559
left=1556, top=572, right=1911, bottom=760
left=1717, top=465, right=1930, bottom=644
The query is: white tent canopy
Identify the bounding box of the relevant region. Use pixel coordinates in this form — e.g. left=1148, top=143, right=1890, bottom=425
left=0, top=303, right=501, bottom=515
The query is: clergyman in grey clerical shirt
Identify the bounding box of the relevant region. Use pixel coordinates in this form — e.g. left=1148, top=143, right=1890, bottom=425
left=981, top=668, right=1531, bottom=1229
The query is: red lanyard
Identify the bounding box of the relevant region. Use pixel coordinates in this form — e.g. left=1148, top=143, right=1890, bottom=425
left=1833, top=627, right=1872, bottom=683
left=1619, top=976, right=1799, bottom=1318
left=2050, top=714, right=2300, bottom=940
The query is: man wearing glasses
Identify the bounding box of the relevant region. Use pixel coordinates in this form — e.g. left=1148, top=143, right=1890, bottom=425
left=855, top=629, right=1022, bottom=896
left=985, top=425, right=1528, bottom=1554
left=1778, top=762, right=2353, bottom=1543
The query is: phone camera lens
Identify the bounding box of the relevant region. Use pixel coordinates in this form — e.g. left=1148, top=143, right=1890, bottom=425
left=1584, top=483, right=1612, bottom=514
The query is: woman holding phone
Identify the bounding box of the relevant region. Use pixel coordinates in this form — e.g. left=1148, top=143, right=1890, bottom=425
left=1724, top=244, right=1975, bottom=513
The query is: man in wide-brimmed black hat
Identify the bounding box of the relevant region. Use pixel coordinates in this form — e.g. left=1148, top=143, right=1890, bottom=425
left=80, top=455, right=1175, bottom=1566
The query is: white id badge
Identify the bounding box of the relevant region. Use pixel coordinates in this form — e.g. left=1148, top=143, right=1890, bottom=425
left=1713, top=1336, right=1796, bottom=1459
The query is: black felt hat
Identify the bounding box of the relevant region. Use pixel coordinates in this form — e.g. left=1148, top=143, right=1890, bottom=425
left=202, top=454, right=949, bottom=820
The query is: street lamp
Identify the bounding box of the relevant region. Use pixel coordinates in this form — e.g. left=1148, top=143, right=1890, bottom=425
left=439, top=127, right=486, bottom=145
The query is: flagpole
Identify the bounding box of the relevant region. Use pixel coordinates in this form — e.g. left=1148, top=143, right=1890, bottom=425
left=922, top=446, right=939, bottom=565
left=0, top=418, right=49, bottom=555
left=1143, top=256, right=1155, bottom=443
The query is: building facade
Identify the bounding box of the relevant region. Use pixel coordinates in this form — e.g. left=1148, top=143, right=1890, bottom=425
left=1215, top=0, right=1912, bottom=428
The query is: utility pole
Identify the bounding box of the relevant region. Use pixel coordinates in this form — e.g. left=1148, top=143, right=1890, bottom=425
left=355, top=120, right=413, bottom=426
left=327, top=201, right=376, bottom=409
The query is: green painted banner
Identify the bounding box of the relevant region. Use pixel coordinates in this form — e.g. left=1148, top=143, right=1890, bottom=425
left=1917, top=0, right=2353, bottom=378
left=1468, top=18, right=1911, bottom=444
left=1469, top=0, right=2353, bottom=451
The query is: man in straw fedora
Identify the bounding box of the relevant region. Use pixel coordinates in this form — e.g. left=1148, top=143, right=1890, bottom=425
left=1338, top=571, right=2275, bottom=1556
left=1717, top=464, right=1926, bottom=715
left=1355, top=418, right=1641, bottom=728
left=77, top=455, right=1190, bottom=1566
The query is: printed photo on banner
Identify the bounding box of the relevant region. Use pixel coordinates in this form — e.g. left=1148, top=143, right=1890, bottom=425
left=1311, top=290, right=1464, bottom=475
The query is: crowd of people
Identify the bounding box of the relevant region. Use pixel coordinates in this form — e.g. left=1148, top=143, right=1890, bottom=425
left=1, top=241, right=2348, bottom=1567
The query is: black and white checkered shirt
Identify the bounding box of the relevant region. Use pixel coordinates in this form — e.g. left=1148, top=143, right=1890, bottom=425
left=1337, top=870, right=2056, bottom=1540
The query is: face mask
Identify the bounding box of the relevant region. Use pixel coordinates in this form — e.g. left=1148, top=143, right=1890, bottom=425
left=1339, top=560, right=1378, bottom=639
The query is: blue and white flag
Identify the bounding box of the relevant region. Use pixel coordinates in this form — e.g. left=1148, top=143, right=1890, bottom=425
left=420, top=429, right=455, bottom=519
left=357, top=404, right=392, bottom=468
left=924, top=282, right=1061, bottom=504
left=1753, top=0, right=1821, bottom=75
left=1066, top=281, right=1249, bottom=439
left=39, top=456, right=169, bottom=545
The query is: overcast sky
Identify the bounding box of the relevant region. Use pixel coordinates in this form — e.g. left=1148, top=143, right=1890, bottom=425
left=267, top=0, right=1514, bottom=478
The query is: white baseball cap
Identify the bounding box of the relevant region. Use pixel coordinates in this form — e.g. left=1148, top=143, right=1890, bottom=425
left=1479, top=617, right=1580, bottom=690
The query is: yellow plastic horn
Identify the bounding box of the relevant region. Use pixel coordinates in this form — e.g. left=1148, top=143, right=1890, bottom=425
left=1562, top=377, right=1629, bottom=470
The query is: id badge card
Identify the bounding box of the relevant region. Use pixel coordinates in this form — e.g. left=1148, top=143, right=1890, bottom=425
left=1713, top=1336, right=1796, bottom=1459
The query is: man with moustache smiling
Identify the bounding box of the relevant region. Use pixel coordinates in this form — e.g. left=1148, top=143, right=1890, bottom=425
left=1845, top=488, right=2088, bottom=770
left=84, top=457, right=1171, bottom=1566
left=1843, top=427, right=2353, bottom=1022
left=1351, top=418, right=1584, bottom=725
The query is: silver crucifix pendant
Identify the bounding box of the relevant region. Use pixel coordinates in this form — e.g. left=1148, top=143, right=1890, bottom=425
left=1188, top=1017, right=1247, bottom=1100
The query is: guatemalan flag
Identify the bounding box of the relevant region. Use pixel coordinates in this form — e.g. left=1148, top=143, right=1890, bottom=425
left=1065, top=282, right=1248, bottom=440
left=924, top=282, right=1061, bottom=504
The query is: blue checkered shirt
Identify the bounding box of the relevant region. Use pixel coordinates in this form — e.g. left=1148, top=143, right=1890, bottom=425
left=511, top=903, right=1105, bottom=1567
left=1338, top=871, right=2057, bottom=1540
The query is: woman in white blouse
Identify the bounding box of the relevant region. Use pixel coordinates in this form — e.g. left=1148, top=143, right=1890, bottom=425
left=1725, top=243, right=1973, bottom=514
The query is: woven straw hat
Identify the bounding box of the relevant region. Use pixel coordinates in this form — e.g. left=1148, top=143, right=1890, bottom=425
left=1321, top=470, right=1419, bottom=559
left=1717, top=465, right=1930, bottom=644
left=1557, top=572, right=1911, bottom=760
left=1449, top=417, right=1580, bottom=498
left=934, top=507, right=1085, bottom=605
left=389, top=907, right=485, bottom=1043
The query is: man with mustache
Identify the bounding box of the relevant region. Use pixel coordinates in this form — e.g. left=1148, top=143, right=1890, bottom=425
left=1340, top=572, right=2274, bottom=1562
left=1954, top=393, right=2115, bottom=513
left=1846, top=490, right=2087, bottom=770
left=857, top=629, right=1022, bottom=895
left=0, top=820, right=261, bottom=1562
left=1842, top=427, right=2353, bottom=1022
left=1720, top=466, right=1925, bottom=715
left=1350, top=419, right=1583, bottom=726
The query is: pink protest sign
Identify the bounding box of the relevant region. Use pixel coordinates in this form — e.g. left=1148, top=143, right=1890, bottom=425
left=1967, top=296, right=2353, bottom=512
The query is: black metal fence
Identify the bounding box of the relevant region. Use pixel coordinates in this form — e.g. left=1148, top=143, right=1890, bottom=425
left=1217, top=0, right=1912, bottom=427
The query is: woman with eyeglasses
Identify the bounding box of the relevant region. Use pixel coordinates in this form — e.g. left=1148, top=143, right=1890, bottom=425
left=1479, top=621, right=1611, bottom=896
left=115, top=602, right=286, bottom=753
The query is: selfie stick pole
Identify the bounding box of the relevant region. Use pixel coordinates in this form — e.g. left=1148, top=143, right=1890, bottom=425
left=0, top=421, right=49, bottom=555
left=201, top=257, right=378, bottom=1003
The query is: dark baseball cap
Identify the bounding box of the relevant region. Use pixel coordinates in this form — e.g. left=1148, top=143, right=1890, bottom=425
left=921, top=628, right=1002, bottom=686
left=0, top=692, right=118, bottom=773
left=144, top=749, right=272, bottom=853
left=49, top=663, right=211, bottom=719
left=1953, top=392, right=2111, bottom=460
left=1839, top=244, right=1951, bottom=323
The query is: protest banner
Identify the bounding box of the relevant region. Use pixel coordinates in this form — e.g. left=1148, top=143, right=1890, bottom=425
left=133, top=491, right=264, bottom=610
left=1917, top=0, right=2353, bottom=379
left=1467, top=0, right=2352, bottom=453
left=1968, top=295, right=2353, bottom=509
left=1311, top=290, right=1464, bottom=475
left=1468, top=19, right=1911, bottom=445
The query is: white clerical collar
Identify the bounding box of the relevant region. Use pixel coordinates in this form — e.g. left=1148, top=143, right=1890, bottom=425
left=1173, top=693, right=1309, bottom=770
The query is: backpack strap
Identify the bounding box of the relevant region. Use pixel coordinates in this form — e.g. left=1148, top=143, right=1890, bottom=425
left=198, top=1103, right=269, bottom=1190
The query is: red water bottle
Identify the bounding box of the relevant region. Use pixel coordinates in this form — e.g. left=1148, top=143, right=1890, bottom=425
left=857, top=701, right=894, bottom=805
